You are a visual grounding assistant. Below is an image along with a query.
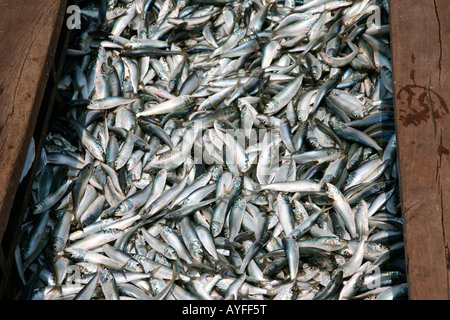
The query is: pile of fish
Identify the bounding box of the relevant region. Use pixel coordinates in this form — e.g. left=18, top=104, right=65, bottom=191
left=14, top=0, right=408, bottom=300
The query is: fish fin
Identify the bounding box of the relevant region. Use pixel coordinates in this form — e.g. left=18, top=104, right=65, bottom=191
left=320, top=206, right=333, bottom=215
left=148, top=266, right=162, bottom=278
left=119, top=266, right=128, bottom=278
left=365, top=226, right=377, bottom=238
left=154, top=266, right=178, bottom=300
left=376, top=147, right=385, bottom=160
left=48, top=284, right=63, bottom=296
left=247, top=28, right=264, bottom=49
left=75, top=221, right=85, bottom=230
left=88, top=29, right=113, bottom=40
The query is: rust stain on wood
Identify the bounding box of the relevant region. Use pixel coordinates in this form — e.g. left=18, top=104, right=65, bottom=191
left=446, top=246, right=450, bottom=269
left=397, top=60, right=448, bottom=127
left=438, top=145, right=449, bottom=157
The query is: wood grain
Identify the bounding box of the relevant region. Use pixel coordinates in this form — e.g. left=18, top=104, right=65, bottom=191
left=0, top=0, right=67, bottom=245
left=390, top=0, right=450, bottom=299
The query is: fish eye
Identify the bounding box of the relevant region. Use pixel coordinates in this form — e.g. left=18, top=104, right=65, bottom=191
left=340, top=249, right=352, bottom=257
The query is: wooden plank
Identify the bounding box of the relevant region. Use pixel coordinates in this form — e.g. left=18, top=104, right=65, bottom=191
left=390, top=0, right=450, bottom=299
left=0, top=0, right=68, bottom=245
left=0, top=67, right=58, bottom=299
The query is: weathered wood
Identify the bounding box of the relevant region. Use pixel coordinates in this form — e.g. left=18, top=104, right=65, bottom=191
left=390, top=0, right=450, bottom=299
left=0, top=0, right=68, bottom=245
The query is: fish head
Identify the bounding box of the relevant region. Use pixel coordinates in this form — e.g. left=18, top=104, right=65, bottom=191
left=98, top=265, right=114, bottom=282
left=355, top=272, right=366, bottom=286
left=210, top=164, right=223, bottom=181
left=210, top=221, right=223, bottom=237
left=264, top=99, right=279, bottom=114
left=51, top=236, right=66, bottom=253
left=164, top=246, right=179, bottom=260
left=307, top=137, right=321, bottom=148
left=328, top=118, right=345, bottom=130
left=190, top=242, right=204, bottom=262
left=167, top=79, right=177, bottom=93
left=338, top=247, right=353, bottom=258
left=256, top=114, right=270, bottom=126
left=33, top=198, right=50, bottom=214
left=114, top=157, right=126, bottom=170
left=115, top=200, right=133, bottom=216
left=327, top=148, right=341, bottom=157
left=311, top=66, right=322, bottom=81
left=355, top=200, right=368, bottom=211
left=319, top=52, right=331, bottom=64
left=125, top=259, right=144, bottom=272
left=324, top=182, right=340, bottom=200
left=80, top=163, right=94, bottom=178
left=253, top=193, right=268, bottom=205
left=64, top=247, right=86, bottom=261
left=238, top=159, right=251, bottom=173
left=298, top=109, right=309, bottom=122
left=367, top=242, right=389, bottom=255
left=90, top=143, right=106, bottom=162
left=351, top=109, right=365, bottom=119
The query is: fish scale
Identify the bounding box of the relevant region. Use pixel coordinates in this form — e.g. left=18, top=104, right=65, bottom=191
left=16, top=0, right=405, bottom=301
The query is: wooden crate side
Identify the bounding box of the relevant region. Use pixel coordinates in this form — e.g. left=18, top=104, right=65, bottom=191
left=390, top=0, right=450, bottom=299
left=0, top=0, right=68, bottom=245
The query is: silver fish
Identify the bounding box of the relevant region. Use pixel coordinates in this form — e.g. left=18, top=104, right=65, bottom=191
left=17, top=0, right=403, bottom=301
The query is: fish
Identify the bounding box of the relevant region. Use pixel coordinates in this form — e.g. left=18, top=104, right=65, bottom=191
left=17, top=0, right=405, bottom=301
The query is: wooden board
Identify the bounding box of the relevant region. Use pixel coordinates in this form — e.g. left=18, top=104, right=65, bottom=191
left=390, top=0, right=450, bottom=299
left=0, top=0, right=68, bottom=247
